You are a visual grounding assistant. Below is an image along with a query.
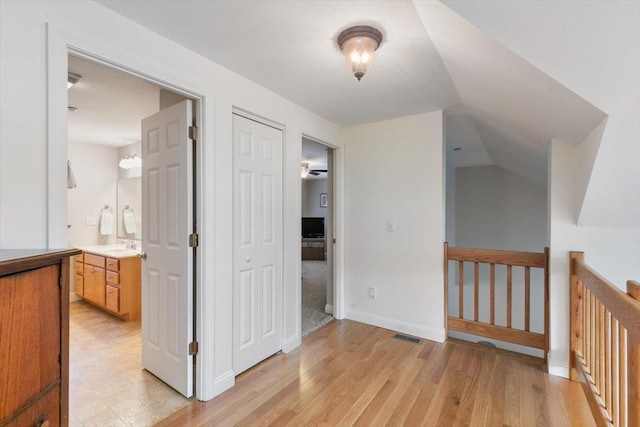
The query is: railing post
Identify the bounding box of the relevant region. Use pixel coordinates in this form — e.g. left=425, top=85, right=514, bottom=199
left=627, top=280, right=640, bottom=427
left=570, top=251, right=585, bottom=382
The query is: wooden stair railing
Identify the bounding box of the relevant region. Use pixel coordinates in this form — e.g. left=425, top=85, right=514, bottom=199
left=444, top=243, right=550, bottom=363
left=570, top=251, right=640, bottom=427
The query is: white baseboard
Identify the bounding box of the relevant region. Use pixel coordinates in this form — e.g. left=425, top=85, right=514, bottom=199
left=345, top=309, right=446, bottom=343
left=282, top=334, right=301, bottom=353
left=70, top=292, right=81, bottom=302
left=324, top=304, right=333, bottom=315
left=548, top=362, right=570, bottom=379
left=212, top=370, right=235, bottom=397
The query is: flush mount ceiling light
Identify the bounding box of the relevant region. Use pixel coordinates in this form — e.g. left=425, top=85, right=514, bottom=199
left=67, top=72, right=82, bottom=89
left=337, top=25, right=383, bottom=81
left=119, top=154, right=142, bottom=170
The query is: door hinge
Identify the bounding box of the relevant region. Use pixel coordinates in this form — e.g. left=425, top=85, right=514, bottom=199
left=189, top=233, right=199, bottom=248
left=58, top=277, right=63, bottom=288
left=189, top=341, right=199, bottom=356
left=189, top=126, right=198, bottom=141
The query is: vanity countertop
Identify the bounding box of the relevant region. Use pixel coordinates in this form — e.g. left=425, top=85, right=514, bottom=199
left=78, top=244, right=141, bottom=259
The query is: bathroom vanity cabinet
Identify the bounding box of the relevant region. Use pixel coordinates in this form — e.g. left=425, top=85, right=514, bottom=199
left=75, top=248, right=141, bottom=320
left=0, top=248, right=81, bottom=427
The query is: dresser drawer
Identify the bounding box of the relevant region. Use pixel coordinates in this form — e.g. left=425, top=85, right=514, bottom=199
left=84, top=253, right=105, bottom=268
left=106, top=257, right=119, bottom=271
left=74, top=261, right=83, bottom=275
left=74, top=252, right=83, bottom=263
left=106, top=270, right=119, bottom=285
left=106, top=285, right=119, bottom=313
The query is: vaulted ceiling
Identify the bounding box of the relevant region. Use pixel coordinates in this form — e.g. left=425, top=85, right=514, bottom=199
left=96, top=0, right=607, bottom=189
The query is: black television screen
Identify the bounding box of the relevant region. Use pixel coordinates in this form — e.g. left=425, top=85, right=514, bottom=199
left=302, top=217, right=324, bottom=238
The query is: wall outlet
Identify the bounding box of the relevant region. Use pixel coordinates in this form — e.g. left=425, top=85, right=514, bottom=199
left=367, top=286, right=376, bottom=298
left=387, top=220, right=396, bottom=232
left=86, top=216, right=97, bottom=226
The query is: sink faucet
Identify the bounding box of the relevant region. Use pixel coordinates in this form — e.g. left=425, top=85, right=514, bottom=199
left=123, top=240, right=137, bottom=250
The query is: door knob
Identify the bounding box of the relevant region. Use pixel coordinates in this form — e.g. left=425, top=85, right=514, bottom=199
left=137, top=252, right=147, bottom=260
left=245, top=256, right=251, bottom=262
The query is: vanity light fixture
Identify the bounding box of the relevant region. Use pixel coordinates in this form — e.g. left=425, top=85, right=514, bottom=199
left=119, top=154, right=142, bottom=170
left=337, top=25, right=383, bottom=81
left=68, top=72, right=82, bottom=89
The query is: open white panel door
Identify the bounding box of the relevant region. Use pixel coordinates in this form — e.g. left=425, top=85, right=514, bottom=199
left=141, top=99, right=193, bottom=397
left=233, top=114, right=283, bottom=374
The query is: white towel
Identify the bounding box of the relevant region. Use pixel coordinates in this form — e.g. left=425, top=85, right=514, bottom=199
left=123, top=211, right=137, bottom=234
left=100, top=211, right=113, bottom=235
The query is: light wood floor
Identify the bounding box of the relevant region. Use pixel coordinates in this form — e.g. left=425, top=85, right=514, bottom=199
left=156, top=320, right=594, bottom=426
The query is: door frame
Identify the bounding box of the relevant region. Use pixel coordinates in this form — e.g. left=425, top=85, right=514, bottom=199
left=46, top=24, right=213, bottom=400
left=300, top=134, right=344, bottom=321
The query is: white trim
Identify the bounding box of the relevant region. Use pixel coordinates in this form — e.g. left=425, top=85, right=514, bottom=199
left=324, top=304, right=334, bottom=315
left=45, top=23, right=217, bottom=401
left=282, top=334, right=301, bottom=353
left=213, top=370, right=235, bottom=396
left=345, top=309, right=446, bottom=343
left=548, top=362, right=570, bottom=379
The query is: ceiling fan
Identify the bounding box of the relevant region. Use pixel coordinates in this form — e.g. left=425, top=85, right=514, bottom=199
left=301, top=162, right=327, bottom=178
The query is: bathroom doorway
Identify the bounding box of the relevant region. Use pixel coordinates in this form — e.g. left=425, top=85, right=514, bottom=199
left=300, top=137, right=335, bottom=336
left=66, top=55, right=195, bottom=425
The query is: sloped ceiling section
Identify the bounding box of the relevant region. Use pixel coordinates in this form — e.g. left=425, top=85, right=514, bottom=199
left=413, top=1, right=606, bottom=188
left=438, top=0, right=640, bottom=227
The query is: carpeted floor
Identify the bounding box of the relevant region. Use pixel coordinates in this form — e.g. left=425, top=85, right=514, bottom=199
left=302, top=260, right=333, bottom=336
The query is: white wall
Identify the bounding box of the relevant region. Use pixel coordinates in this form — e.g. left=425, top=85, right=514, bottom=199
left=455, top=165, right=547, bottom=252
left=0, top=0, right=342, bottom=400
left=67, top=142, right=118, bottom=295
left=302, top=178, right=327, bottom=219
left=343, top=111, right=445, bottom=342
left=548, top=139, right=640, bottom=377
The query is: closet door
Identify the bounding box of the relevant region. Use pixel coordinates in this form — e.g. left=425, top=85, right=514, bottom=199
left=232, top=114, right=283, bottom=374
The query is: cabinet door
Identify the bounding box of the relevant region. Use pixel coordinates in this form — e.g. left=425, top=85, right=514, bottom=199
left=83, top=266, right=106, bottom=306
left=106, top=285, right=119, bottom=313
left=75, top=273, right=84, bottom=296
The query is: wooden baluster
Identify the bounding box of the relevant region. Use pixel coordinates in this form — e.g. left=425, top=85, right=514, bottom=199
left=586, top=289, right=591, bottom=369
left=603, top=310, right=613, bottom=422
left=627, top=280, right=640, bottom=427
left=591, top=290, right=596, bottom=376
left=458, top=261, right=464, bottom=319
left=599, top=302, right=605, bottom=405
left=613, top=336, right=617, bottom=427
left=570, top=251, right=584, bottom=380
left=490, top=263, right=495, bottom=326
left=525, top=266, right=531, bottom=332
left=507, top=265, right=512, bottom=329
left=620, top=327, right=627, bottom=426
left=474, top=262, right=479, bottom=322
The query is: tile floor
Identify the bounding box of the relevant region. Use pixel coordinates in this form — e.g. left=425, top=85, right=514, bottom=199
left=69, top=301, right=190, bottom=426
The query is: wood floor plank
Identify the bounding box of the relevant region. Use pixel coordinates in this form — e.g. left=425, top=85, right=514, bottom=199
left=155, top=320, right=594, bottom=427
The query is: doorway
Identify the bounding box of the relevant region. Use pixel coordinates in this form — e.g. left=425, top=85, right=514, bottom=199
left=66, top=55, right=196, bottom=425
left=301, top=137, right=334, bottom=336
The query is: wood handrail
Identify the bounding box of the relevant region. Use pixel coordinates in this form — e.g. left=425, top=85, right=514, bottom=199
left=573, top=259, right=640, bottom=341
left=570, top=252, right=640, bottom=427
left=447, top=246, right=545, bottom=268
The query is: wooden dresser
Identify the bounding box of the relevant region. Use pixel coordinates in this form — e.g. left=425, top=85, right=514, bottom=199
left=0, top=248, right=80, bottom=427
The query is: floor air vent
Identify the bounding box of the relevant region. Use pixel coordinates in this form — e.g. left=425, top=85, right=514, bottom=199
left=393, top=333, right=421, bottom=344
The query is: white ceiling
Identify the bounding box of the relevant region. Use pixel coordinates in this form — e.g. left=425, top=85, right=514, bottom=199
left=68, top=55, right=159, bottom=147
left=95, top=0, right=606, bottom=187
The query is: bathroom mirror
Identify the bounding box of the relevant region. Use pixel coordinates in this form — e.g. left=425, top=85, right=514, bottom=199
left=117, top=177, right=142, bottom=240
